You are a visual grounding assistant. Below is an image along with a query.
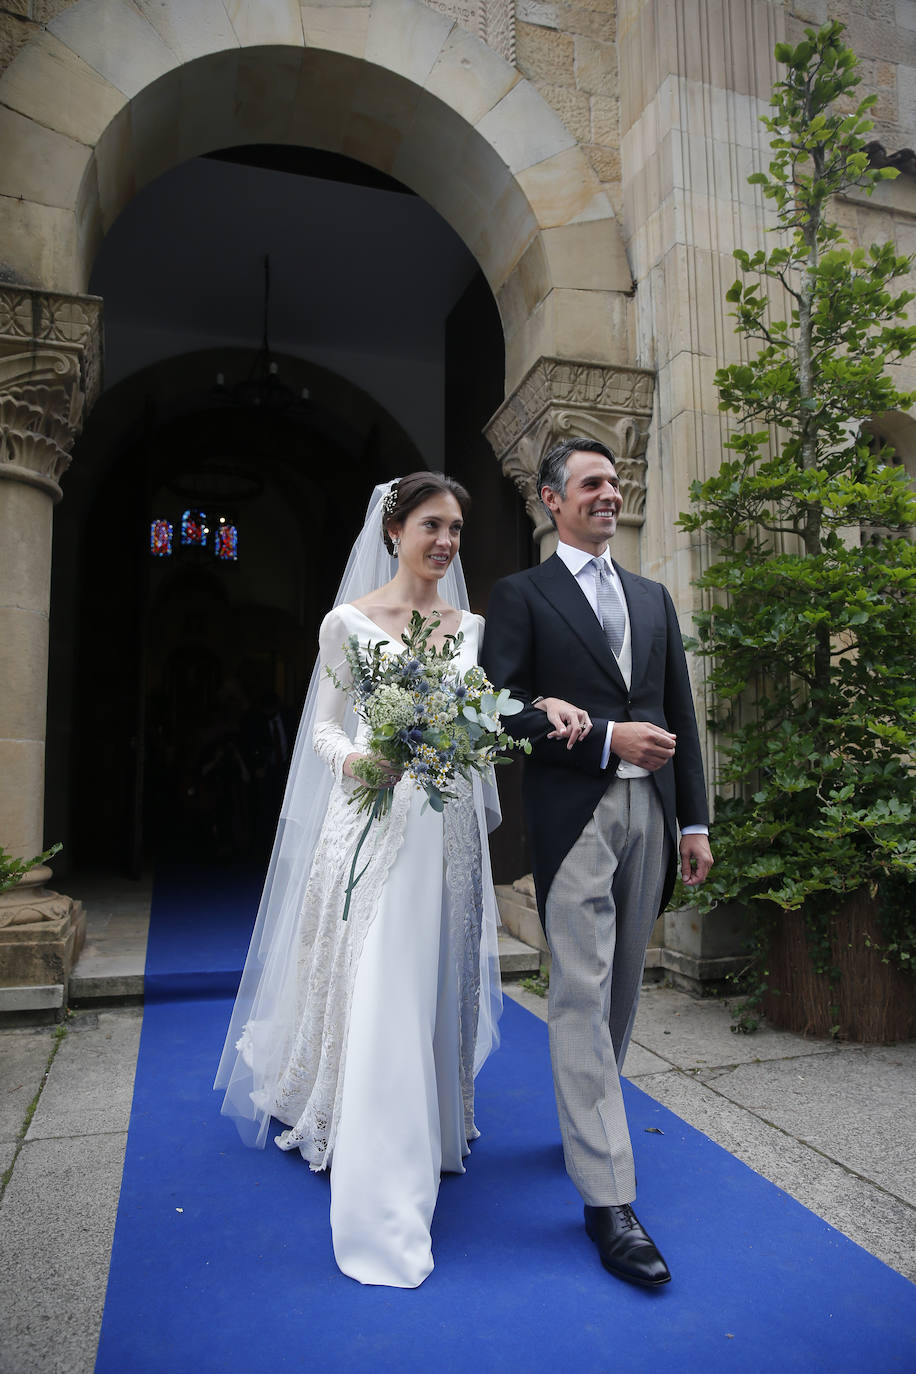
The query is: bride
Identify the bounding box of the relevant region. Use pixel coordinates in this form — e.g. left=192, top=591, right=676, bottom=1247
left=215, top=473, right=505, bottom=1288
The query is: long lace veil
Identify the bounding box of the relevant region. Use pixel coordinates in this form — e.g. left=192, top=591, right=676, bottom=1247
left=214, top=481, right=503, bottom=1146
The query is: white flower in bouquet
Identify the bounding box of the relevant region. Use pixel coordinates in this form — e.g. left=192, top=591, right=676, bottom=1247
left=328, top=610, right=530, bottom=919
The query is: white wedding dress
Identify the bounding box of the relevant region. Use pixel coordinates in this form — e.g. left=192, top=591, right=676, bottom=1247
left=258, top=603, right=499, bottom=1287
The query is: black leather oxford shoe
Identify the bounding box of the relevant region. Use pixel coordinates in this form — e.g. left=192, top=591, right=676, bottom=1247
left=583, top=1204, right=671, bottom=1287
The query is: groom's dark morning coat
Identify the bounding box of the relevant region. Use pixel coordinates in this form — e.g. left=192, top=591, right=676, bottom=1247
left=483, top=555, right=709, bottom=924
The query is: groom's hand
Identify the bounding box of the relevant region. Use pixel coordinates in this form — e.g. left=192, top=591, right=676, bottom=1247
left=612, top=721, right=676, bottom=770
left=680, top=833, right=713, bottom=886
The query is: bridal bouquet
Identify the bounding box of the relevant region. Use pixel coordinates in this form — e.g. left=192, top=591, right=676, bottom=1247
left=329, top=610, right=530, bottom=918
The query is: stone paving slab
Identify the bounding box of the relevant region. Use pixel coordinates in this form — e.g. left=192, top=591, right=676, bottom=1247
left=697, top=1043, right=916, bottom=1209
left=638, top=1068, right=916, bottom=1283
left=631, top=984, right=851, bottom=1070
left=0, top=1131, right=127, bottom=1374
left=27, top=1010, right=142, bottom=1143
left=0, top=1140, right=16, bottom=1178
left=0, top=1027, right=55, bottom=1144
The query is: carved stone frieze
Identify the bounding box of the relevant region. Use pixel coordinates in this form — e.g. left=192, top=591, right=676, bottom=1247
left=485, top=357, right=655, bottom=547
left=423, top=0, right=515, bottom=63
left=0, top=284, right=103, bottom=499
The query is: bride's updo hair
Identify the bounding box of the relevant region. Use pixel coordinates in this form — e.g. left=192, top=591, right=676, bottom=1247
left=382, top=471, right=471, bottom=554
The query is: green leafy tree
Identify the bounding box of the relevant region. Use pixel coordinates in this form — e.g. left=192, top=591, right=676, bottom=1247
left=678, top=24, right=916, bottom=996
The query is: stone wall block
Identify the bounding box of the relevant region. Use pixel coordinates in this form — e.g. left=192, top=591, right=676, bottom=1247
left=92, top=103, right=136, bottom=234
left=133, top=0, right=240, bottom=63
left=341, top=110, right=403, bottom=171
left=282, top=49, right=355, bottom=148
left=0, top=13, right=34, bottom=80
left=0, top=31, right=127, bottom=148
left=569, top=187, right=617, bottom=225
left=424, top=23, right=519, bottom=126
left=515, top=144, right=604, bottom=228
left=224, top=0, right=304, bottom=47
left=175, top=48, right=243, bottom=163
left=585, top=143, right=621, bottom=182
left=556, top=1, right=615, bottom=44
left=501, top=296, right=552, bottom=392
left=590, top=92, right=619, bottom=147
left=0, top=107, right=92, bottom=212
left=896, top=60, right=916, bottom=127
left=75, top=156, right=104, bottom=292
left=127, top=65, right=182, bottom=196
left=573, top=34, right=617, bottom=98
left=514, top=233, right=552, bottom=313
left=548, top=286, right=632, bottom=366
left=516, top=0, right=558, bottom=28
left=299, top=5, right=371, bottom=58
left=541, top=219, right=632, bottom=292
left=465, top=175, right=540, bottom=291
left=538, top=83, right=591, bottom=141
left=365, top=0, right=454, bottom=88
left=515, top=20, right=576, bottom=88
left=0, top=198, right=79, bottom=296
left=48, top=0, right=180, bottom=97
left=476, top=78, right=577, bottom=174
left=236, top=46, right=305, bottom=144
left=390, top=90, right=483, bottom=219
left=0, top=608, right=50, bottom=741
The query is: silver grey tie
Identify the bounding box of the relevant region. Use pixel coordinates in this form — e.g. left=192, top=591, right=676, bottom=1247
left=592, top=557, right=625, bottom=658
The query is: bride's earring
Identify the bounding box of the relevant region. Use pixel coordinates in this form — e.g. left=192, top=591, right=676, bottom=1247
left=392, top=535, right=401, bottom=558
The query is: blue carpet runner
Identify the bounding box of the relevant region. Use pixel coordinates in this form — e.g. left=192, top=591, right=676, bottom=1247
left=95, top=871, right=916, bottom=1372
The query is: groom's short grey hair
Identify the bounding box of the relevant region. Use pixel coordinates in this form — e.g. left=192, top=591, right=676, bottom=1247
left=537, top=438, right=616, bottom=527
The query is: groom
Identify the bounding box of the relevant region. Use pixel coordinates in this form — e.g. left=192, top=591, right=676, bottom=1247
left=483, top=438, right=712, bottom=1287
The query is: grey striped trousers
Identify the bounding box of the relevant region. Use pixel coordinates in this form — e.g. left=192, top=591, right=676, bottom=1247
left=545, top=777, right=670, bottom=1206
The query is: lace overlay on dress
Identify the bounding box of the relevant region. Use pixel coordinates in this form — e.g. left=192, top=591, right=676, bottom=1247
left=237, top=605, right=486, bottom=1172
left=269, top=771, right=412, bottom=1168
left=443, top=778, right=484, bottom=1142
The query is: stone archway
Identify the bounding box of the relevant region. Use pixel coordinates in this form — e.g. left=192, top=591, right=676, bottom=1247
left=0, top=0, right=652, bottom=999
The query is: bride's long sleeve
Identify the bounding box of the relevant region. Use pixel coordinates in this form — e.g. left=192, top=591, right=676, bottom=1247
left=312, top=609, right=356, bottom=784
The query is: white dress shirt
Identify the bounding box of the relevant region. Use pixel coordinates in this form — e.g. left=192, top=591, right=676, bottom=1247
left=554, top=542, right=708, bottom=835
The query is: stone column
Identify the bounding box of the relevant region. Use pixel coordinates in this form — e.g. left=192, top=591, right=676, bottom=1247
left=0, top=284, right=102, bottom=1011
left=484, top=356, right=654, bottom=568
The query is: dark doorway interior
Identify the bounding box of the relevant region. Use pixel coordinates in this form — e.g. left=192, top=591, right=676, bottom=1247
left=50, top=143, right=522, bottom=881
left=69, top=394, right=408, bottom=873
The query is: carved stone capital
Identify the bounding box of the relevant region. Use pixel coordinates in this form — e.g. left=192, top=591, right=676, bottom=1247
left=0, top=284, right=103, bottom=501
left=485, top=358, right=655, bottom=547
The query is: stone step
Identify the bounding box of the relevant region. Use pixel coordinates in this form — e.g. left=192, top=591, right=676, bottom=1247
left=63, top=928, right=544, bottom=1006
left=497, top=931, right=542, bottom=977
left=495, top=882, right=548, bottom=958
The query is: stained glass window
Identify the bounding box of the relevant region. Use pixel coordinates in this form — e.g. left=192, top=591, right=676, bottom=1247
left=214, top=520, right=238, bottom=561
left=181, top=509, right=208, bottom=547
left=150, top=519, right=173, bottom=557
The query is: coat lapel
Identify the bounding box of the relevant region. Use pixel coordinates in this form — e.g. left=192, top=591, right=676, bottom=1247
left=533, top=555, right=627, bottom=690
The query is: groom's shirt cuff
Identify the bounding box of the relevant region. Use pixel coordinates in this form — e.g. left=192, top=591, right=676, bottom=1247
left=600, top=721, right=614, bottom=770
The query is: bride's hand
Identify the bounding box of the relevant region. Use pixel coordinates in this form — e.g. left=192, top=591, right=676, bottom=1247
left=534, top=698, right=593, bottom=751
left=343, top=753, right=402, bottom=786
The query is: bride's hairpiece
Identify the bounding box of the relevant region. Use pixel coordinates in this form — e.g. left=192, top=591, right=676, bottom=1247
left=381, top=479, right=400, bottom=521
